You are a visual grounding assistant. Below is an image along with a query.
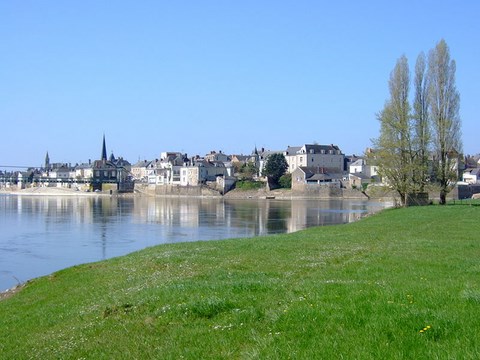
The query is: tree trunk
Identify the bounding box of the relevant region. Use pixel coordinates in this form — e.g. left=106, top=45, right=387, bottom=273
left=439, top=189, right=447, bottom=205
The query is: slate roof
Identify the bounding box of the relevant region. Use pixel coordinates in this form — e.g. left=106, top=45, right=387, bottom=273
left=286, top=144, right=342, bottom=155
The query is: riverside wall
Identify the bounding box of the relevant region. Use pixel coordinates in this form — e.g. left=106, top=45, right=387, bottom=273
left=134, top=183, right=369, bottom=199
left=134, top=184, right=222, bottom=197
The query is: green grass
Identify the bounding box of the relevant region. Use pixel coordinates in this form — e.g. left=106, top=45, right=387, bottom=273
left=1, top=204, right=480, bottom=359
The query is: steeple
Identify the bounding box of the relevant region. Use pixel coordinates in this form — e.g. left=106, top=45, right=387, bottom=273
left=45, top=151, right=50, bottom=170
left=101, top=134, right=107, bottom=161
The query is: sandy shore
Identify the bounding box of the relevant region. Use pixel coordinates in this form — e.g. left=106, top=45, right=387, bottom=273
left=1, top=187, right=111, bottom=196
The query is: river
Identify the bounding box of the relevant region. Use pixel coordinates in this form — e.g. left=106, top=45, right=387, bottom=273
left=0, top=195, right=390, bottom=291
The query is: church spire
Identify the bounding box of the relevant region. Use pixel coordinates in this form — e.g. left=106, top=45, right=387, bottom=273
left=45, top=151, right=50, bottom=170
left=101, top=134, right=107, bottom=161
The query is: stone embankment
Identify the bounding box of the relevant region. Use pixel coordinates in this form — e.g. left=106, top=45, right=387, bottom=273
left=3, top=184, right=372, bottom=200
left=133, top=183, right=370, bottom=199
left=224, top=187, right=369, bottom=200
left=134, top=184, right=223, bottom=198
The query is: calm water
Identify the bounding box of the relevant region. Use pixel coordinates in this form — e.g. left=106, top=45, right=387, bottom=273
left=0, top=195, right=390, bottom=291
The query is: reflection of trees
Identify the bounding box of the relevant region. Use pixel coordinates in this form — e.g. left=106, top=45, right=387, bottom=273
left=265, top=202, right=289, bottom=233
left=289, top=199, right=368, bottom=231
left=224, top=200, right=264, bottom=236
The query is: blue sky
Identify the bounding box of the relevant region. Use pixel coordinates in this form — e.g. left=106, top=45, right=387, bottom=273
left=1, top=1, right=479, bottom=168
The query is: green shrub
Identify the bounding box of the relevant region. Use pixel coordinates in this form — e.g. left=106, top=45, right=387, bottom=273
left=279, top=173, right=292, bottom=189
left=235, top=180, right=264, bottom=190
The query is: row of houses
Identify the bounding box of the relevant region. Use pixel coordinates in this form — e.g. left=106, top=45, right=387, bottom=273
left=128, top=143, right=379, bottom=192
left=1, top=139, right=355, bottom=192
left=1, top=136, right=134, bottom=192
left=2, top=135, right=477, bottom=193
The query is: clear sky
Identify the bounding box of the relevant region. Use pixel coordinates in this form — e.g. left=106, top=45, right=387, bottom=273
left=1, top=1, right=478, bottom=168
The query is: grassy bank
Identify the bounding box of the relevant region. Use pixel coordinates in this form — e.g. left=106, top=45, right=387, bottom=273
left=1, top=204, right=479, bottom=359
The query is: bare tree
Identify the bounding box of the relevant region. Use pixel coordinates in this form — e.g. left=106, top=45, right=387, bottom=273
left=427, top=39, right=462, bottom=204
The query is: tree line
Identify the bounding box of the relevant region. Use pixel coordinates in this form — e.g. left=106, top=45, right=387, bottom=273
left=372, top=39, right=462, bottom=205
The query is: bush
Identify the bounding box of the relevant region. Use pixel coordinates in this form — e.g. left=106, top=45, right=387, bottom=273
left=279, top=173, right=292, bottom=189
left=235, top=180, right=264, bottom=190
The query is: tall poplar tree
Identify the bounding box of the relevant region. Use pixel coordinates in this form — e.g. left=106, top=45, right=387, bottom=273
left=427, top=39, right=462, bottom=204
left=412, top=52, right=430, bottom=192
left=373, top=55, right=414, bottom=206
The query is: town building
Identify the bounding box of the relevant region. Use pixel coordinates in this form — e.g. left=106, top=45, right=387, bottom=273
left=284, top=144, right=344, bottom=174
left=91, top=135, right=133, bottom=192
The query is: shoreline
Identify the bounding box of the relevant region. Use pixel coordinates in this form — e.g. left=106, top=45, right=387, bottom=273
left=0, top=189, right=391, bottom=296
left=0, top=284, right=24, bottom=301
left=1, top=187, right=121, bottom=197
left=2, top=205, right=479, bottom=358
left=1, top=186, right=375, bottom=200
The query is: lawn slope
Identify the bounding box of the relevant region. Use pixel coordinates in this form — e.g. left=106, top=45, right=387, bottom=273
left=1, top=205, right=479, bottom=359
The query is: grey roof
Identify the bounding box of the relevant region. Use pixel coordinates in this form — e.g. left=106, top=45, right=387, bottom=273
left=304, top=144, right=340, bottom=152
left=349, top=173, right=371, bottom=180
left=132, top=160, right=151, bottom=168
left=75, top=163, right=92, bottom=169
left=309, top=173, right=333, bottom=181
left=350, top=159, right=366, bottom=167
left=259, top=150, right=283, bottom=159
left=285, top=146, right=302, bottom=155
left=231, top=155, right=250, bottom=162
left=296, top=167, right=329, bottom=178
left=464, top=167, right=480, bottom=175
left=286, top=144, right=342, bottom=155
left=195, top=160, right=225, bottom=168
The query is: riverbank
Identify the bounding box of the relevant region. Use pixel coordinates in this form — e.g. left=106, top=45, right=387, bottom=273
left=0, top=187, right=110, bottom=196
left=1, top=185, right=374, bottom=200
left=223, top=187, right=369, bottom=199
left=1, top=203, right=479, bottom=358
left=133, top=183, right=372, bottom=200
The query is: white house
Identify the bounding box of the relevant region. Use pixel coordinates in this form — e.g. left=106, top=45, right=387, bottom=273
left=463, top=168, right=480, bottom=184
left=148, top=159, right=231, bottom=187
left=284, top=144, right=344, bottom=174
left=349, top=158, right=378, bottom=178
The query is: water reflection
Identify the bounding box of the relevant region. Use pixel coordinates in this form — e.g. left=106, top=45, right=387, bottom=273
left=0, top=195, right=389, bottom=291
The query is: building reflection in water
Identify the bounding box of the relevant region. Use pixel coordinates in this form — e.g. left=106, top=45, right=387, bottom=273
left=4, top=195, right=387, bottom=237
left=1, top=195, right=390, bottom=291
left=128, top=197, right=384, bottom=237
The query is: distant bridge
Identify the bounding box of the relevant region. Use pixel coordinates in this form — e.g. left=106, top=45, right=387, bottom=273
left=0, top=165, right=39, bottom=169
